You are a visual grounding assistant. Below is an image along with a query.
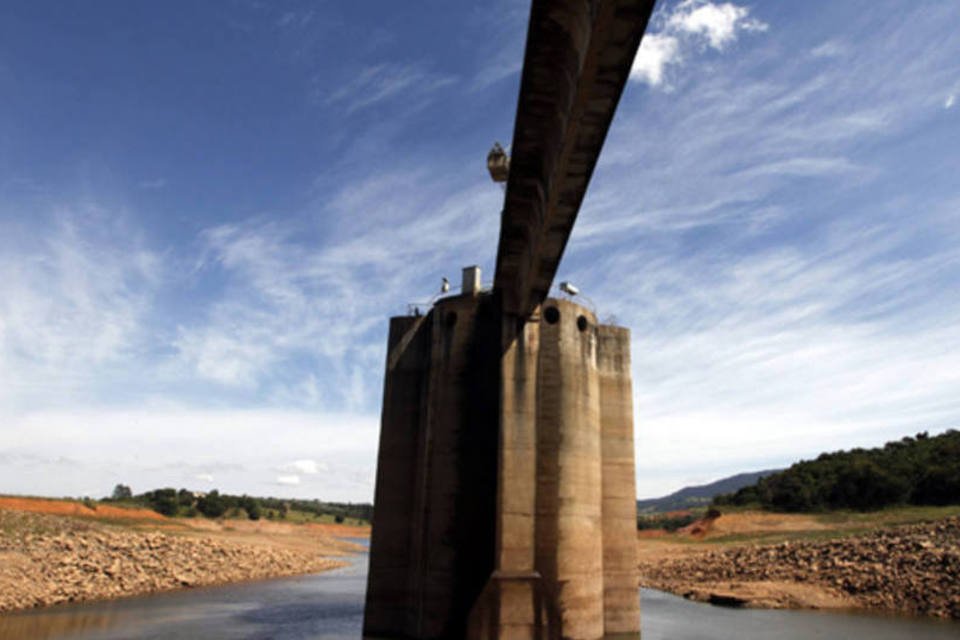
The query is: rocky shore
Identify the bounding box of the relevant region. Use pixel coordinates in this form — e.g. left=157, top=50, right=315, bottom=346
left=0, top=509, right=348, bottom=613
left=639, top=516, right=960, bottom=619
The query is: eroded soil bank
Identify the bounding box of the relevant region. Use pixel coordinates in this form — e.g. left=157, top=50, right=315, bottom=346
left=0, top=508, right=360, bottom=613
left=639, top=516, right=960, bottom=619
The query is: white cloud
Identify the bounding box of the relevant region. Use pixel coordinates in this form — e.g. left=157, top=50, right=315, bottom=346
left=631, top=0, right=767, bottom=88
left=631, top=34, right=681, bottom=87
left=668, top=1, right=766, bottom=50
left=275, top=475, right=301, bottom=486
left=946, top=94, right=956, bottom=109
left=0, top=409, right=378, bottom=500
left=285, top=459, right=326, bottom=475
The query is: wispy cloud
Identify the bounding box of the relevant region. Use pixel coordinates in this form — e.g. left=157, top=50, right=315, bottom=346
left=275, top=474, right=300, bottom=486
left=466, top=0, right=528, bottom=91
left=323, top=63, right=456, bottom=114
left=0, top=207, right=161, bottom=410
left=174, top=165, right=501, bottom=410
left=572, top=0, right=960, bottom=495
left=2, top=0, right=958, bottom=504
left=811, top=40, right=847, bottom=59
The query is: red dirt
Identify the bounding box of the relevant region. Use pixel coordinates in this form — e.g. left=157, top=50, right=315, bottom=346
left=305, top=522, right=370, bottom=538
left=0, top=497, right=166, bottom=521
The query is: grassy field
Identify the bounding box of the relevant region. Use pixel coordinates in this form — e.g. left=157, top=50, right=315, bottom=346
left=252, top=508, right=365, bottom=527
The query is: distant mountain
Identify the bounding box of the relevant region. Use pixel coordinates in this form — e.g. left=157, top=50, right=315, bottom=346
left=637, top=470, right=781, bottom=514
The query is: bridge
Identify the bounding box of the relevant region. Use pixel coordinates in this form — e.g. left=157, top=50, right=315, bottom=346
left=364, top=2, right=657, bottom=638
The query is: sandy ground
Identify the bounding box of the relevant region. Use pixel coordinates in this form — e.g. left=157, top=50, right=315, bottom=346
left=679, top=511, right=830, bottom=537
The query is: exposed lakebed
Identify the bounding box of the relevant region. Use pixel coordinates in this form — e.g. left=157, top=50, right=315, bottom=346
left=1, top=542, right=957, bottom=640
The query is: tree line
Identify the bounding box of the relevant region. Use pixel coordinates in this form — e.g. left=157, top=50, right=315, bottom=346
left=713, top=429, right=960, bottom=512
left=105, top=485, right=373, bottom=523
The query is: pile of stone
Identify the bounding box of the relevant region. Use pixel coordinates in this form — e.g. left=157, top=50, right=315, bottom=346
left=0, top=509, right=345, bottom=613
left=640, top=516, right=960, bottom=619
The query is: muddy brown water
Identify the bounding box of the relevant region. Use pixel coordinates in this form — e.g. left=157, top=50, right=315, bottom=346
left=0, top=541, right=957, bottom=640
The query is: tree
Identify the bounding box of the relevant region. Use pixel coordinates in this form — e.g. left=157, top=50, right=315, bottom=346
left=197, top=490, right=227, bottom=518
left=239, top=495, right=262, bottom=521
left=914, top=466, right=960, bottom=506
left=111, top=484, right=133, bottom=501
left=177, top=488, right=194, bottom=507
left=146, top=488, right=179, bottom=517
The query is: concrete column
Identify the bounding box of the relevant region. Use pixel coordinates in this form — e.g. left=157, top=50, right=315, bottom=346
left=414, top=295, right=498, bottom=638
left=493, top=311, right=541, bottom=639
left=364, top=315, right=432, bottom=637
left=536, top=299, right=604, bottom=640
left=597, top=325, right=640, bottom=635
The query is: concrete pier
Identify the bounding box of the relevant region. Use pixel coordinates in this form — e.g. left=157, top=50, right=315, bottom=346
left=363, top=293, right=639, bottom=639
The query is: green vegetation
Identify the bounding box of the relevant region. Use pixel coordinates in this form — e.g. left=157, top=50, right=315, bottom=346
left=111, top=484, right=133, bottom=501
left=102, top=485, right=372, bottom=524
left=637, top=512, right=699, bottom=532
left=714, top=430, right=960, bottom=512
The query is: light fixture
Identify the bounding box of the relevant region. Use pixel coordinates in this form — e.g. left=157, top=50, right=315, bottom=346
left=487, top=142, right=510, bottom=183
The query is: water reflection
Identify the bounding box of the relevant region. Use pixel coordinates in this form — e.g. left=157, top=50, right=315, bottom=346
left=0, top=609, right=120, bottom=640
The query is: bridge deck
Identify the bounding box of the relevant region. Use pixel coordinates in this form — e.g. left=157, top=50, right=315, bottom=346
left=493, top=0, right=657, bottom=318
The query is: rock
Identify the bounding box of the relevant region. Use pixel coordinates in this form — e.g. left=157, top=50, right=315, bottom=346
left=638, top=516, right=960, bottom=620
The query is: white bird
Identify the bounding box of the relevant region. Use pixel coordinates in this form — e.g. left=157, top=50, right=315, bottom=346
left=559, top=281, right=579, bottom=296
left=441, top=277, right=450, bottom=293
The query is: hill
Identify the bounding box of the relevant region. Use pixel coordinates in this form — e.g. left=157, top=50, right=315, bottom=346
left=637, top=469, right=780, bottom=514
left=714, top=429, right=960, bottom=512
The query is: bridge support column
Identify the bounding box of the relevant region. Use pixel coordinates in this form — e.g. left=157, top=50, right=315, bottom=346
left=598, top=326, right=641, bottom=636
left=491, top=312, right=542, bottom=639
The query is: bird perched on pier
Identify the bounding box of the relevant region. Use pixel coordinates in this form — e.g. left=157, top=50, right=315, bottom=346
left=441, top=277, right=450, bottom=294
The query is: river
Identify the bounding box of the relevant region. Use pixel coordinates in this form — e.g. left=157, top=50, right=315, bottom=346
left=1, top=542, right=956, bottom=640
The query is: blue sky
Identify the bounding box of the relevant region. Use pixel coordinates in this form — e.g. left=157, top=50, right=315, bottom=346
left=1, top=0, right=958, bottom=502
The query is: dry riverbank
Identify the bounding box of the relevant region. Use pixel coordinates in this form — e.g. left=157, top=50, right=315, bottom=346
left=638, top=515, right=960, bottom=619
left=0, top=507, right=365, bottom=614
